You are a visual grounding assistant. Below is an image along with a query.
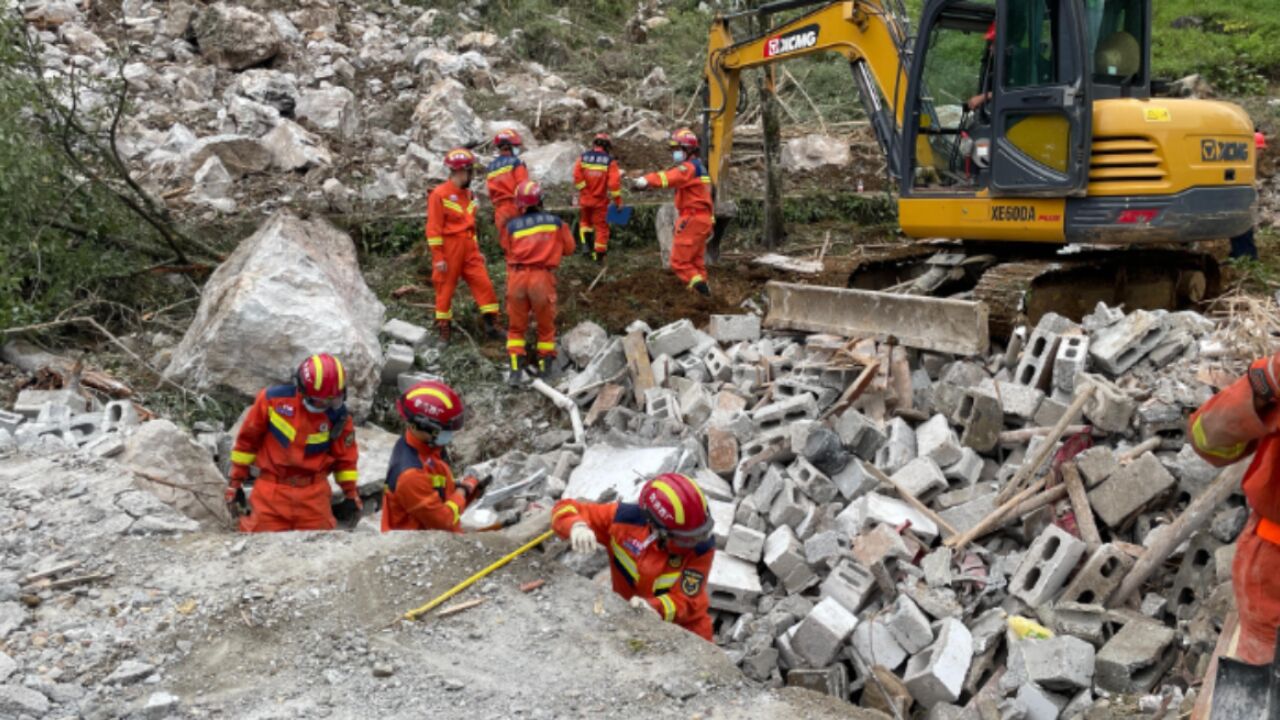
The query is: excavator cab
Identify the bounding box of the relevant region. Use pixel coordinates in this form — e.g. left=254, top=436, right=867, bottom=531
left=900, top=0, right=1131, bottom=199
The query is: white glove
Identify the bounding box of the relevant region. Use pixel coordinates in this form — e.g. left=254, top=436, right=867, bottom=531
left=630, top=595, right=657, bottom=615
left=569, top=523, right=596, bottom=554
left=632, top=177, right=648, bottom=190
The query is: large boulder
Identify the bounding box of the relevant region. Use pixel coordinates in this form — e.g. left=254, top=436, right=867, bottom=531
left=411, top=78, right=483, bottom=152
left=164, top=212, right=385, bottom=417
left=231, top=70, right=299, bottom=114
left=181, top=134, right=271, bottom=178
left=295, top=86, right=360, bottom=140
left=194, top=3, right=281, bottom=71
left=262, top=119, right=332, bottom=171
left=120, top=419, right=232, bottom=527
left=521, top=141, right=580, bottom=187
left=781, top=134, right=852, bottom=171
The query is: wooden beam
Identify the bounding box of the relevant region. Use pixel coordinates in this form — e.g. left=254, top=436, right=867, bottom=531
left=621, top=331, right=655, bottom=408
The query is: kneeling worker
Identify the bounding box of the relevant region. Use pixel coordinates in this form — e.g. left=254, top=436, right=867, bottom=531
left=382, top=380, right=487, bottom=532
left=551, top=473, right=716, bottom=640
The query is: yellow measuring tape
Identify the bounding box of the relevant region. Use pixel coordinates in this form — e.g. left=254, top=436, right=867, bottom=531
left=402, top=529, right=556, bottom=622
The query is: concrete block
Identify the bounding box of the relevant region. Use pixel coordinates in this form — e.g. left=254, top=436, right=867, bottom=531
left=787, top=456, right=838, bottom=504
left=1020, top=635, right=1096, bottom=690
left=851, top=525, right=911, bottom=568
left=1168, top=532, right=1223, bottom=621
left=692, top=468, right=733, bottom=503
left=565, top=445, right=682, bottom=502
left=1032, top=395, right=1068, bottom=428
left=1073, top=446, right=1117, bottom=487
left=381, top=343, right=414, bottom=383
left=786, top=664, right=847, bottom=698
left=751, top=465, right=786, bottom=509
left=14, top=389, right=87, bottom=418
left=725, top=524, right=766, bottom=563
left=1079, top=375, right=1136, bottom=434
left=1094, top=619, right=1177, bottom=693
left=831, top=458, right=876, bottom=501
left=1089, top=309, right=1167, bottom=375
left=769, top=479, right=815, bottom=531
left=922, top=547, right=953, bottom=588
left=834, top=408, right=887, bottom=459
left=891, top=457, right=948, bottom=499
left=709, top=314, right=761, bottom=343
left=942, top=448, right=983, bottom=486
left=702, top=346, right=732, bottom=382
left=0, top=410, right=23, bottom=435
left=709, top=498, right=735, bottom=550
left=916, top=413, right=963, bottom=467
left=1015, top=682, right=1068, bottom=720
left=791, top=597, right=858, bottom=667
left=955, top=390, right=1002, bottom=453
left=752, top=393, right=818, bottom=431
left=903, top=618, right=972, bottom=709
left=851, top=615, right=908, bottom=670
left=1059, top=544, right=1133, bottom=607
left=381, top=318, right=429, bottom=347
left=101, top=400, right=140, bottom=434
left=1015, top=324, right=1062, bottom=391
left=1137, top=399, right=1182, bottom=439
left=1010, top=524, right=1087, bottom=607
left=739, top=642, right=778, bottom=681
left=885, top=595, right=933, bottom=653
left=678, top=383, right=713, bottom=427
left=567, top=337, right=627, bottom=398
left=1087, top=452, right=1175, bottom=529
left=83, top=433, right=125, bottom=458
left=646, top=318, right=699, bottom=358
left=987, top=380, right=1043, bottom=421
left=803, top=530, right=848, bottom=571
left=837, top=492, right=939, bottom=542
left=775, top=377, right=838, bottom=409
left=874, top=417, right=917, bottom=473
left=674, top=353, right=708, bottom=382
left=764, top=526, right=819, bottom=593
left=707, top=553, right=762, bottom=614
left=644, top=387, right=680, bottom=423
left=1049, top=333, right=1090, bottom=389
left=706, top=427, right=739, bottom=478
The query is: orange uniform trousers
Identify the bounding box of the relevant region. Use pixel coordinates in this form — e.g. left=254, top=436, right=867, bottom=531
left=671, top=213, right=713, bottom=288
left=1235, top=515, right=1280, bottom=663
left=432, top=234, right=500, bottom=322
left=507, top=267, right=558, bottom=359
left=579, top=204, right=610, bottom=254
left=241, top=476, right=336, bottom=532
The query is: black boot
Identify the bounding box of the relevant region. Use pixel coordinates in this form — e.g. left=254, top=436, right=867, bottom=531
left=507, top=354, right=526, bottom=386
left=482, top=313, right=504, bottom=340
left=538, top=356, right=561, bottom=382
left=435, top=320, right=452, bottom=345
left=693, top=281, right=711, bottom=297
left=592, top=247, right=607, bottom=263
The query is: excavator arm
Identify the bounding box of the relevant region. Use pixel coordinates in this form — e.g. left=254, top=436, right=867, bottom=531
left=703, top=0, right=915, bottom=198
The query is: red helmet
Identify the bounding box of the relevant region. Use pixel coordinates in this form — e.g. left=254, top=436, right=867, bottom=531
left=295, top=353, right=346, bottom=400
left=444, top=148, right=478, bottom=170
left=638, top=473, right=712, bottom=547
left=494, top=129, right=523, bottom=148
left=592, top=132, right=612, bottom=148
left=397, top=380, right=465, bottom=435
left=514, top=179, right=543, bottom=210
left=668, top=128, right=700, bottom=151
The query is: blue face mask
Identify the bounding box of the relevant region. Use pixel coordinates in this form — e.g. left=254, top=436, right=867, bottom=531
left=672, top=150, right=686, bottom=163
left=511, top=147, right=521, bottom=157
left=433, top=430, right=455, bottom=447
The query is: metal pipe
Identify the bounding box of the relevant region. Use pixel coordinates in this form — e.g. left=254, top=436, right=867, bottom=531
left=530, top=379, right=585, bottom=445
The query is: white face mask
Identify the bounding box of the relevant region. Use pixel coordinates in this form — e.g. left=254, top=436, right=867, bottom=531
left=303, top=396, right=340, bottom=414
left=511, top=147, right=521, bottom=157
left=672, top=150, right=686, bottom=163
left=433, top=430, right=455, bottom=446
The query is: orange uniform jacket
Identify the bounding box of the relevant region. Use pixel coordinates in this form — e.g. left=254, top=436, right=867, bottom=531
left=502, top=211, right=575, bottom=267
left=642, top=159, right=713, bottom=218
left=573, top=150, right=622, bottom=207
left=552, top=499, right=715, bottom=640
left=1189, top=374, right=1280, bottom=663
left=230, top=384, right=359, bottom=489
left=426, top=179, right=480, bottom=264
left=486, top=155, right=529, bottom=210
left=381, top=431, right=468, bottom=532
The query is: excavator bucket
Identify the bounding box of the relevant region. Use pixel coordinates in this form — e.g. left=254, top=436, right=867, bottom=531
left=1210, top=628, right=1280, bottom=719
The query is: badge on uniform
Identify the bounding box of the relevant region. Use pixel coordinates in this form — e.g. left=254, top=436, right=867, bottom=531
left=278, top=404, right=295, bottom=417
left=681, top=569, right=704, bottom=596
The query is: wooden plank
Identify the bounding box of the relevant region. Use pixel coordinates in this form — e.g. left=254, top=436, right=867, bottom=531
left=621, top=331, right=655, bottom=408
left=584, top=384, right=624, bottom=427
left=436, top=597, right=486, bottom=618
left=996, top=385, right=1095, bottom=503
left=1191, top=611, right=1240, bottom=720
left=821, top=360, right=880, bottom=419
left=864, top=463, right=960, bottom=539
left=1062, top=463, right=1103, bottom=552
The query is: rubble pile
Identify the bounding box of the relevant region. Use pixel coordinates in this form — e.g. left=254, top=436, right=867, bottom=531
left=486, top=302, right=1246, bottom=717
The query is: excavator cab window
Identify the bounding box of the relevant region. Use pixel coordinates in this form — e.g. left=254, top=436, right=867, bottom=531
left=1084, top=0, right=1147, bottom=93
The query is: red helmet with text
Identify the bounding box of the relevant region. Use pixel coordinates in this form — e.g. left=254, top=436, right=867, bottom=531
left=638, top=473, right=712, bottom=545
left=514, top=180, right=544, bottom=210
left=397, top=380, right=465, bottom=435
left=668, top=127, right=700, bottom=151
left=295, top=353, right=346, bottom=400
left=444, top=147, right=478, bottom=170
left=494, top=128, right=523, bottom=148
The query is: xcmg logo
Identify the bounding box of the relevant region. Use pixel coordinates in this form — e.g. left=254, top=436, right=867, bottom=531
left=764, top=24, right=819, bottom=58
left=1201, top=138, right=1249, bottom=163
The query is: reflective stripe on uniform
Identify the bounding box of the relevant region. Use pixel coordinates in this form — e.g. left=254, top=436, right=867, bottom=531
left=467, top=200, right=478, bottom=214
left=574, top=181, right=587, bottom=190
left=431, top=474, right=448, bottom=488
left=306, top=430, right=330, bottom=445
left=553, top=504, right=578, bottom=518
left=687, top=274, right=704, bottom=289
left=512, top=224, right=559, bottom=239
left=507, top=339, right=527, bottom=349
left=536, top=342, right=555, bottom=352
left=1259, top=517, right=1280, bottom=545
left=436, top=310, right=453, bottom=320
left=1190, top=416, right=1247, bottom=460
left=267, top=408, right=297, bottom=444
left=427, top=236, right=444, bottom=246
left=446, top=500, right=460, bottom=524
left=335, top=469, right=358, bottom=483
left=610, top=539, right=639, bottom=585
left=231, top=450, right=257, bottom=466
left=488, top=165, right=514, bottom=179
left=442, top=200, right=464, bottom=213
left=657, top=172, right=669, bottom=188
left=581, top=163, right=608, bottom=172
left=658, top=594, right=676, bottom=622
left=699, top=176, right=711, bottom=184
left=335, top=358, right=345, bottom=390
left=653, top=572, right=680, bottom=594
left=479, top=303, right=500, bottom=313
left=609, top=190, right=622, bottom=197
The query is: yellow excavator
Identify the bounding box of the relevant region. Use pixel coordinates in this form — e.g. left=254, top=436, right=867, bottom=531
left=703, top=0, right=1257, bottom=334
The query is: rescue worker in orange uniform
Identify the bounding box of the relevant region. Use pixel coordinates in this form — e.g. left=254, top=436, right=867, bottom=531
left=486, top=129, right=530, bottom=252
left=426, top=148, right=502, bottom=343
left=226, top=353, right=361, bottom=533
left=632, top=128, right=714, bottom=296
left=572, top=133, right=623, bottom=262
left=502, top=180, right=575, bottom=385
left=551, top=473, right=716, bottom=640
left=1189, top=353, right=1280, bottom=664
left=382, top=380, right=487, bottom=532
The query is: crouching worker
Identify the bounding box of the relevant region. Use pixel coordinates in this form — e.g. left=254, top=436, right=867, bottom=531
left=551, top=473, right=716, bottom=640
left=226, top=353, right=361, bottom=532
left=382, top=380, right=488, bottom=532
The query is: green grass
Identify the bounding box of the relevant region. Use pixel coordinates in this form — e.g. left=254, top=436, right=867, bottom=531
left=1152, top=0, right=1280, bottom=92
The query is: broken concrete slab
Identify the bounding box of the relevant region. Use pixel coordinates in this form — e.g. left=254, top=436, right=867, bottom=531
left=1018, top=635, right=1096, bottom=690
left=837, top=492, right=939, bottom=542
left=764, top=281, right=990, bottom=356
left=1094, top=619, right=1177, bottom=694
left=1087, top=452, right=1176, bottom=529
left=708, top=314, right=761, bottom=344
left=707, top=553, right=762, bottom=614
left=563, top=445, right=679, bottom=502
